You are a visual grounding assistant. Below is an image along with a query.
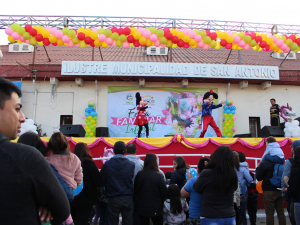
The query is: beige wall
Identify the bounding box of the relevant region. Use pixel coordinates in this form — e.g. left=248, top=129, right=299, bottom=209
left=20, top=80, right=300, bottom=137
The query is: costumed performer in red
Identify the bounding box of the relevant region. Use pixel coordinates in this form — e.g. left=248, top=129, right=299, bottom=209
left=134, top=92, right=151, bottom=138
left=199, top=89, right=225, bottom=138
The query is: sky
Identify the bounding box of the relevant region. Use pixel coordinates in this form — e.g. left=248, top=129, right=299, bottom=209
left=0, top=0, right=299, bottom=45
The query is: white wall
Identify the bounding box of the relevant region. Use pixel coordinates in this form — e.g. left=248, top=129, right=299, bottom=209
left=20, top=80, right=300, bottom=136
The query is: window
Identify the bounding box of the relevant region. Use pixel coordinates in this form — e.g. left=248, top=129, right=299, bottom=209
left=249, top=117, right=261, bottom=137
left=60, top=115, right=73, bottom=125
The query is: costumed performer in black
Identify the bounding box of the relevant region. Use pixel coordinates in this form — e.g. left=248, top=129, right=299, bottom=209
left=134, top=92, right=151, bottom=138
left=199, top=89, right=225, bottom=138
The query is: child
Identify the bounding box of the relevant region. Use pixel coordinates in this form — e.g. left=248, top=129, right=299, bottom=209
left=46, top=132, right=83, bottom=225
left=165, top=171, right=172, bottom=185
left=247, top=172, right=258, bottom=225
left=261, top=136, right=285, bottom=164
left=163, top=184, right=189, bottom=225
left=199, top=89, right=225, bottom=138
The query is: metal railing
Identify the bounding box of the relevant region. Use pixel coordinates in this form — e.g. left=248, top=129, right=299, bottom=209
left=0, top=15, right=299, bottom=35
left=93, top=154, right=262, bottom=171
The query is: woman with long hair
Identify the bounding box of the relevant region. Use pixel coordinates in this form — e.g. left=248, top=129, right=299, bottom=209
left=71, top=143, right=102, bottom=225
left=170, top=156, right=190, bottom=190
left=284, top=146, right=300, bottom=224
left=134, top=153, right=167, bottom=225
left=193, top=146, right=238, bottom=225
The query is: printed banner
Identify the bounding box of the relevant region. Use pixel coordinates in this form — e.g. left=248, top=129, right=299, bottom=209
left=107, top=87, right=220, bottom=138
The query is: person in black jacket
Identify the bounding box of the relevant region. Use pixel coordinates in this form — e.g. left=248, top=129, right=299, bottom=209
left=256, top=152, right=286, bottom=225
left=283, top=146, right=300, bottom=225
left=100, top=141, right=135, bottom=225
left=170, top=156, right=190, bottom=190
left=134, top=153, right=168, bottom=225
left=71, top=143, right=102, bottom=225
left=0, top=78, right=70, bottom=225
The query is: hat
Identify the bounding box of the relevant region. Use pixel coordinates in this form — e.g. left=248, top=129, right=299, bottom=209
left=291, top=140, right=300, bottom=149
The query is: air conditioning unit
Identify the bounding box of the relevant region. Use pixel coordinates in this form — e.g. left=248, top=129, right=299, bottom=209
left=50, top=77, right=59, bottom=87
left=139, top=78, right=145, bottom=87
left=261, top=81, right=271, bottom=90
left=239, top=80, right=248, bottom=89
left=0, top=49, right=3, bottom=60
left=146, top=47, right=168, bottom=55
left=181, top=79, right=188, bottom=88
left=8, top=43, right=34, bottom=53
left=75, top=77, right=84, bottom=87
left=271, top=52, right=296, bottom=60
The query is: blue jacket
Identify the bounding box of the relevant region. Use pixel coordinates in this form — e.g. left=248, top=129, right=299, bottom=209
left=202, top=102, right=222, bottom=116
left=100, top=155, right=135, bottom=197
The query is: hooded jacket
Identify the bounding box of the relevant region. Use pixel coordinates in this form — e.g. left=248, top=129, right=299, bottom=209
left=170, top=168, right=187, bottom=190
left=237, top=162, right=253, bottom=184
left=126, top=155, right=144, bottom=182
left=261, top=142, right=284, bottom=161
left=100, top=154, right=135, bottom=197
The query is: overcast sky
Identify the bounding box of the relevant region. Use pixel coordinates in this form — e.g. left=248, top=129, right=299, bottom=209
left=0, top=0, right=299, bottom=45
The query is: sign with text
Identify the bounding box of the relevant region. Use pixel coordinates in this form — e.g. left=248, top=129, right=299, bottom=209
left=107, top=87, right=220, bottom=138
left=62, top=61, right=279, bottom=80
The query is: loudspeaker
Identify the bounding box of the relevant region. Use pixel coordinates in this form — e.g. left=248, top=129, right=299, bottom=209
left=60, top=125, right=86, bottom=137
left=234, top=133, right=252, bottom=138
left=96, top=127, right=109, bottom=137
left=164, top=135, right=174, bottom=137
left=258, top=126, right=284, bottom=138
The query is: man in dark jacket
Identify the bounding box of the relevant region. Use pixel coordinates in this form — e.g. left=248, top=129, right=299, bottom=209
left=100, top=141, right=135, bottom=225
left=256, top=157, right=286, bottom=225
left=0, top=78, right=70, bottom=225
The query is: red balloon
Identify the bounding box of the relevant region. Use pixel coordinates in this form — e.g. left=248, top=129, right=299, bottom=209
left=43, top=38, right=50, bottom=46
left=255, top=36, right=262, bottom=43
left=133, top=40, right=140, bottom=47
left=177, top=39, right=184, bottom=47
left=84, top=37, right=92, bottom=44
left=163, top=27, right=170, bottom=33
left=29, top=28, right=37, bottom=37
left=250, top=32, right=256, bottom=39
left=77, top=32, right=85, bottom=40
left=111, top=27, right=118, bottom=33
left=265, top=46, right=270, bottom=51
left=210, top=32, right=217, bottom=40
left=296, top=38, right=300, bottom=45
left=172, top=36, right=179, bottom=44
left=289, top=35, right=296, bottom=42
left=205, top=30, right=210, bottom=36
left=165, top=32, right=173, bottom=40
left=127, top=35, right=134, bottom=43
left=183, top=43, right=190, bottom=49
left=225, top=43, right=232, bottom=49
left=123, top=27, right=131, bottom=36
left=52, top=42, right=57, bottom=46
left=35, top=34, right=43, bottom=42
left=25, top=25, right=32, bottom=32
left=90, top=41, right=95, bottom=47
left=117, top=28, right=123, bottom=36
left=220, top=39, right=227, bottom=47
left=260, top=41, right=267, bottom=48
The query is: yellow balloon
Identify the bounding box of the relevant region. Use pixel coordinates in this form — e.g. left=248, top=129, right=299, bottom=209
left=102, top=41, right=108, bottom=48
left=232, top=43, right=239, bottom=50
left=191, top=44, right=197, bottom=49
left=281, top=36, right=287, bottom=43
left=49, top=35, right=57, bottom=43
left=166, top=40, right=173, bottom=47
left=177, top=31, right=184, bottom=39
left=130, top=43, right=134, bottom=47
left=37, top=41, right=43, bottom=46
left=17, top=39, right=23, bottom=44
left=72, top=37, right=79, bottom=44
left=146, top=39, right=152, bottom=46
left=29, top=37, right=37, bottom=45
left=8, top=35, right=15, bottom=43
left=90, top=32, right=98, bottom=40
left=216, top=30, right=221, bottom=38
left=266, top=37, right=274, bottom=45
left=78, top=28, right=85, bottom=33
left=214, top=42, right=221, bottom=49
left=64, top=43, right=68, bottom=46
left=57, top=39, right=64, bottom=46
left=94, top=39, right=101, bottom=47
left=134, top=32, right=142, bottom=40
left=172, top=44, right=177, bottom=48
left=232, top=32, right=238, bottom=36
left=79, top=41, right=87, bottom=48
left=261, top=34, right=267, bottom=41
left=183, top=35, right=191, bottom=43
left=84, top=29, right=92, bottom=37
left=139, top=36, right=146, bottom=45
left=130, top=27, right=137, bottom=35
left=220, top=32, right=228, bottom=40
left=42, top=30, right=50, bottom=38
left=37, top=26, right=44, bottom=34
left=170, top=29, right=178, bottom=36
left=226, top=36, right=234, bottom=43
left=189, top=39, right=196, bottom=46
left=270, top=43, right=277, bottom=51
left=277, top=49, right=282, bottom=53
left=275, top=34, right=280, bottom=38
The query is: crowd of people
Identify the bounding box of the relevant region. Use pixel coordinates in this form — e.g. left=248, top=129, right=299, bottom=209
left=1, top=77, right=300, bottom=225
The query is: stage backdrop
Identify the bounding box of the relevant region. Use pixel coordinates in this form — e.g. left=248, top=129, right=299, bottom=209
left=107, top=87, right=220, bottom=138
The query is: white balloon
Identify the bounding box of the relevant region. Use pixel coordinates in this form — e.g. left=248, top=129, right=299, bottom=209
left=288, top=127, right=294, bottom=133
left=296, top=127, right=300, bottom=132
left=285, top=132, right=292, bottom=137
left=21, top=123, right=28, bottom=130
left=283, top=128, right=287, bottom=133
left=26, top=119, right=34, bottom=125
left=285, top=122, right=291, bottom=128
left=19, top=128, right=26, bottom=135
left=292, top=131, right=299, bottom=137
left=28, top=125, right=37, bottom=131
left=292, top=120, right=299, bottom=127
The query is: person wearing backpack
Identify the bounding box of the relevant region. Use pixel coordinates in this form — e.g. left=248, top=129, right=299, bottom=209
left=256, top=138, right=286, bottom=225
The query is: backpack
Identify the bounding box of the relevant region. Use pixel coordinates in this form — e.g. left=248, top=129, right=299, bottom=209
left=269, top=163, right=284, bottom=187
